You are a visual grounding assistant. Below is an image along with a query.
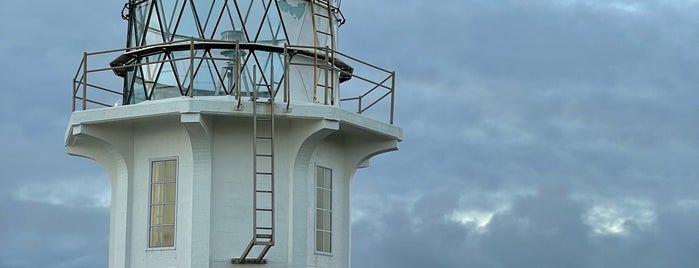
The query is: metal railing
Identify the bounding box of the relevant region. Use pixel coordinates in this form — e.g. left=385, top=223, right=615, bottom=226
left=72, top=39, right=396, bottom=124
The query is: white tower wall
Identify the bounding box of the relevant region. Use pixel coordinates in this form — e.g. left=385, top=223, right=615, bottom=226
left=66, top=98, right=401, bottom=268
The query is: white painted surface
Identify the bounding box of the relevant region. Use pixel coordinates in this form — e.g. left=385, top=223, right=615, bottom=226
left=66, top=98, right=400, bottom=268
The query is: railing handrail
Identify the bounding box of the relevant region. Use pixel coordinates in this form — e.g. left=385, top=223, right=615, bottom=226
left=73, top=42, right=396, bottom=124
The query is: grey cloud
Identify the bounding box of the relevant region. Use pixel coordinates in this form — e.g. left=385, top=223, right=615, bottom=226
left=343, top=0, right=699, bottom=91
left=482, top=184, right=590, bottom=268
left=352, top=191, right=481, bottom=268
left=352, top=186, right=699, bottom=268
left=0, top=202, right=109, bottom=268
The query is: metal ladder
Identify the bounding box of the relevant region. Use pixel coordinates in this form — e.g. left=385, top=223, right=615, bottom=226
left=233, top=69, right=276, bottom=264
left=309, top=0, right=337, bottom=105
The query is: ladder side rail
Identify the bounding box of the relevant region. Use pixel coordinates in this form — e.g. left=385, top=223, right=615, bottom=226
left=269, top=66, right=276, bottom=246
left=324, top=46, right=330, bottom=105
left=310, top=1, right=318, bottom=102
left=326, top=0, right=337, bottom=104
left=252, top=66, right=259, bottom=242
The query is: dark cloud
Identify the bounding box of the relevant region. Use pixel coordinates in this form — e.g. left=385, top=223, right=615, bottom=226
left=481, top=184, right=590, bottom=268
left=352, top=186, right=699, bottom=268
left=0, top=201, right=109, bottom=268
left=348, top=0, right=699, bottom=195
left=352, top=191, right=482, bottom=268
left=347, top=2, right=699, bottom=266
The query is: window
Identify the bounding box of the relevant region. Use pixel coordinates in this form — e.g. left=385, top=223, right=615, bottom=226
left=149, top=159, right=177, bottom=248
left=315, top=166, right=332, bottom=253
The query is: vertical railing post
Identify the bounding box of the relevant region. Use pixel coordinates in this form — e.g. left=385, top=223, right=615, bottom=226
left=390, top=71, right=396, bottom=124
left=330, top=48, right=336, bottom=105
left=285, top=45, right=292, bottom=111
left=189, top=38, right=195, bottom=97
left=283, top=45, right=289, bottom=104
left=358, top=97, right=362, bottom=114
left=235, top=41, right=242, bottom=110
left=82, top=52, right=88, bottom=110
left=324, top=46, right=329, bottom=105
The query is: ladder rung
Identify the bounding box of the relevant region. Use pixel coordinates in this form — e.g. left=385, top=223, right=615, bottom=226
left=316, top=30, right=332, bottom=35
left=256, top=136, right=272, bottom=140
left=256, top=172, right=273, bottom=175
left=256, top=227, right=273, bottom=230
left=256, top=208, right=273, bottom=212
left=256, top=154, right=273, bottom=157
left=256, top=190, right=273, bottom=193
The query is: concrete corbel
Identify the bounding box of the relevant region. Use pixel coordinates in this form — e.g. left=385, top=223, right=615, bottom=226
left=180, top=112, right=213, bottom=268
left=344, top=138, right=399, bottom=171
left=64, top=123, right=133, bottom=268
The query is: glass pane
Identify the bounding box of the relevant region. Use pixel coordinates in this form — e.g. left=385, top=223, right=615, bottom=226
left=195, top=0, right=227, bottom=39
left=151, top=204, right=163, bottom=225
left=323, top=189, right=331, bottom=210
left=173, top=1, right=203, bottom=40
left=131, top=2, right=152, bottom=47
left=165, top=160, right=177, bottom=182
left=317, top=166, right=324, bottom=187
left=163, top=204, right=176, bottom=225
left=151, top=184, right=163, bottom=203
left=323, top=231, right=331, bottom=253
left=144, top=3, right=166, bottom=46
left=316, top=189, right=324, bottom=208
left=157, top=0, right=180, bottom=41
left=162, top=225, right=175, bottom=247
left=315, top=230, right=323, bottom=252
left=164, top=182, right=176, bottom=203
left=316, top=209, right=323, bottom=229
left=150, top=226, right=162, bottom=248
left=152, top=161, right=165, bottom=182
left=323, top=210, right=331, bottom=231
left=324, top=168, right=332, bottom=188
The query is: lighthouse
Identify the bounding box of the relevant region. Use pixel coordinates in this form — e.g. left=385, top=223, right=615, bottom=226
left=65, top=1, right=401, bottom=267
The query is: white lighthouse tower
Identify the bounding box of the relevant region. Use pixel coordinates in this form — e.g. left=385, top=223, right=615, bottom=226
left=66, top=1, right=401, bottom=267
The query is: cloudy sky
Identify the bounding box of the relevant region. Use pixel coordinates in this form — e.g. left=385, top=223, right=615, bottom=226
left=1, top=0, right=698, bottom=267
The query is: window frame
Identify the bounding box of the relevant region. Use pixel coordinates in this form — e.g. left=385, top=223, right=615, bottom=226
left=147, top=157, right=178, bottom=250
left=314, top=165, right=333, bottom=254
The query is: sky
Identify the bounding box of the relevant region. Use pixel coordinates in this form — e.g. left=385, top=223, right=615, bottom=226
left=0, top=0, right=698, bottom=267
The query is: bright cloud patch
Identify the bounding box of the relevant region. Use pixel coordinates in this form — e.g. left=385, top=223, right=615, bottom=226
left=584, top=201, right=656, bottom=235
left=449, top=210, right=494, bottom=231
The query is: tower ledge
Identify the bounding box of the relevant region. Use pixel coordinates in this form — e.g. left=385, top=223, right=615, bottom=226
left=66, top=97, right=402, bottom=147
